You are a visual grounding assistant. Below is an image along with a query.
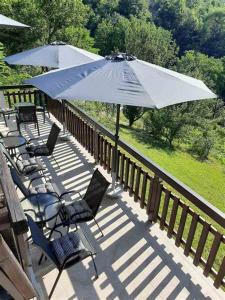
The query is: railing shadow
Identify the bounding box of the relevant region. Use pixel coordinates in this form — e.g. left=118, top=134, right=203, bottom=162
left=3, top=113, right=222, bottom=300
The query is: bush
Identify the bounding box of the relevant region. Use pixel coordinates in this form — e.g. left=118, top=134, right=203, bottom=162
left=190, top=131, right=214, bottom=160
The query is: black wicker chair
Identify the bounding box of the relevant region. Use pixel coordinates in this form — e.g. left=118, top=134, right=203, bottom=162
left=27, top=215, right=98, bottom=299
left=57, top=169, right=110, bottom=237
left=10, top=166, right=60, bottom=199
left=26, top=122, right=61, bottom=168
left=0, top=143, right=45, bottom=177
left=34, top=92, right=50, bottom=123
left=16, top=105, right=40, bottom=135
left=0, top=91, right=16, bottom=126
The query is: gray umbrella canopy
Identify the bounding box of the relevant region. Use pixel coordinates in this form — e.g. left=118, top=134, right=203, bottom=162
left=25, top=53, right=216, bottom=108
left=0, top=14, right=30, bottom=28
left=4, top=41, right=102, bottom=69
left=25, top=53, right=217, bottom=187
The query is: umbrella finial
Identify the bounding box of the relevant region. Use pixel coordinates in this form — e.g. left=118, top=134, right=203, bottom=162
left=105, top=53, right=136, bottom=62
left=50, top=41, right=66, bottom=46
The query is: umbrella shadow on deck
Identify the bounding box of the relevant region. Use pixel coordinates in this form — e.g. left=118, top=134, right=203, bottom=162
left=63, top=196, right=211, bottom=300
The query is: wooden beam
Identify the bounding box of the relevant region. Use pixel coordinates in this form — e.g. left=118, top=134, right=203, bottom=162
left=0, top=234, right=36, bottom=299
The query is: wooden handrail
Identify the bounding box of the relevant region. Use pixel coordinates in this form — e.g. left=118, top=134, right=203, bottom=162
left=0, top=84, right=34, bottom=90
left=0, top=234, right=36, bottom=299
left=65, top=101, right=225, bottom=228
left=0, top=151, right=28, bottom=234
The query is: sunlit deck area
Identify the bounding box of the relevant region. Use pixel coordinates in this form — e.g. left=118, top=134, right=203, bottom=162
left=1, top=111, right=224, bottom=300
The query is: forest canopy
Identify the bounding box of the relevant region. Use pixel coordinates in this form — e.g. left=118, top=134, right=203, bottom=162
left=0, top=0, right=225, bottom=161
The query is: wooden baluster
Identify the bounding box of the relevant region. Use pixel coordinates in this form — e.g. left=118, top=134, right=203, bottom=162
left=214, top=256, right=225, bottom=288
left=175, top=204, right=189, bottom=246
left=91, top=128, right=94, bottom=156
left=193, top=221, right=211, bottom=266
left=152, top=179, right=163, bottom=222
left=124, top=157, right=130, bottom=191
left=167, top=197, right=179, bottom=238
left=134, top=166, right=141, bottom=202
left=115, top=148, right=120, bottom=180
left=119, top=153, right=125, bottom=184
left=160, top=190, right=171, bottom=230
left=184, top=212, right=199, bottom=256
left=6, top=91, right=12, bottom=108
left=100, top=136, right=104, bottom=165
left=129, top=162, right=136, bottom=196
left=204, top=232, right=222, bottom=276
left=28, top=91, right=32, bottom=102
left=103, top=140, right=107, bottom=169
left=107, top=144, right=112, bottom=173
left=140, top=171, right=147, bottom=208
left=12, top=92, right=17, bottom=106
left=17, top=91, right=21, bottom=103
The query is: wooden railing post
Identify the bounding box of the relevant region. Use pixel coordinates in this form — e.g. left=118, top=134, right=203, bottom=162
left=94, top=126, right=99, bottom=163
left=148, top=175, right=162, bottom=223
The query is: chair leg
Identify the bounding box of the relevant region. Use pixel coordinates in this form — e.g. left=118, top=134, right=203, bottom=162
left=3, top=113, right=7, bottom=126
left=52, top=154, right=60, bottom=169
left=37, top=121, right=40, bottom=136
left=49, top=269, right=63, bottom=299
left=38, top=253, right=44, bottom=265
left=91, top=254, right=98, bottom=279
left=94, top=218, right=104, bottom=237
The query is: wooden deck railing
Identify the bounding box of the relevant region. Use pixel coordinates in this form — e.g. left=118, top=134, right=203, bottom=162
left=0, top=151, right=37, bottom=299
left=1, top=84, right=225, bottom=289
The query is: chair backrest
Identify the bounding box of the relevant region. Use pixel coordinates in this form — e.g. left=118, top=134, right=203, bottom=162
left=0, top=91, right=7, bottom=109
left=18, top=105, right=37, bottom=123
left=0, top=143, right=20, bottom=173
left=83, top=169, right=110, bottom=216
left=9, top=166, right=29, bottom=198
left=26, top=215, right=58, bottom=265
left=34, top=91, right=45, bottom=107
left=46, top=123, right=61, bottom=154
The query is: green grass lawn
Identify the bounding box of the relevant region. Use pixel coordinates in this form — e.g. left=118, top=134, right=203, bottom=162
left=119, top=126, right=225, bottom=213
left=76, top=102, right=225, bottom=214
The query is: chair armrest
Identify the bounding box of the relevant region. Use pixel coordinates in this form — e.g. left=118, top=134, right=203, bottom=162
left=16, top=152, right=30, bottom=161
left=6, top=130, right=20, bottom=136
left=26, top=137, right=40, bottom=144
left=59, top=190, right=82, bottom=200
left=28, top=175, right=51, bottom=189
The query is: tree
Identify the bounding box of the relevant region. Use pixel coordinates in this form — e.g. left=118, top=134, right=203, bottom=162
left=143, top=104, right=193, bottom=148
left=95, top=16, right=178, bottom=66
left=201, top=8, right=225, bottom=57
left=0, top=43, right=30, bottom=85
left=0, top=0, right=93, bottom=54
left=123, top=106, right=146, bottom=127
left=118, top=0, right=151, bottom=20
left=124, top=17, right=178, bottom=67
left=94, top=16, right=129, bottom=55
left=190, top=128, right=214, bottom=160
left=55, top=27, right=98, bottom=53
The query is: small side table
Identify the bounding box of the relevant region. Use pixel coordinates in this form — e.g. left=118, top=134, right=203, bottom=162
left=0, top=135, right=27, bottom=157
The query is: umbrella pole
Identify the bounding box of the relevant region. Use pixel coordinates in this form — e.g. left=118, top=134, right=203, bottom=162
left=111, top=104, right=120, bottom=189
left=60, top=99, right=72, bottom=141
left=63, top=99, right=66, bottom=134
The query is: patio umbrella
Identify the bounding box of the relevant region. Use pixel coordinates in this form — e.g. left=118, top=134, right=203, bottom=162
left=4, top=41, right=103, bottom=135
left=0, top=14, right=30, bottom=28
left=3, top=41, right=102, bottom=69
left=25, top=53, right=217, bottom=187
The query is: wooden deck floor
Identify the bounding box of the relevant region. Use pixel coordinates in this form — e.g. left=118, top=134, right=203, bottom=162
left=1, top=113, right=224, bottom=300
